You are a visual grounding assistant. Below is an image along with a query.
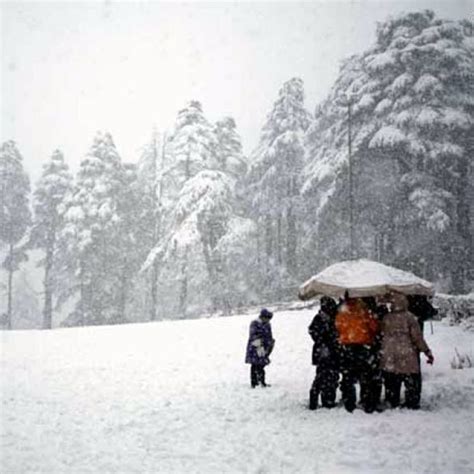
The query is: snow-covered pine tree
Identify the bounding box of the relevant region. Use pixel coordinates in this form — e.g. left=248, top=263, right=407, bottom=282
left=147, top=101, right=219, bottom=317
left=62, top=131, right=125, bottom=326
left=145, top=103, right=249, bottom=316
left=29, top=150, right=73, bottom=329
left=214, top=117, right=247, bottom=178
left=246, top=78, right=311, bottom=298
left=304, top=11, right=473, bottom=291
left=135, top=129, right=171, bottom=321
left=0, top=141, right=31, bottom=329
left=175, top=169, right=237, bottom=313
left=167, top=101, right=218, bottom=189
left=212, top=116, right=258, bottom=309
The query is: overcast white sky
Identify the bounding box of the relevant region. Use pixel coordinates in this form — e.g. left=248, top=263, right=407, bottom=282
left=1, top=0, right=471, bottom=181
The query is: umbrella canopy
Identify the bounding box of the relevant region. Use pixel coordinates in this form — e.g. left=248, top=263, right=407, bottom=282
left=298, top=259, right=434, bottom=301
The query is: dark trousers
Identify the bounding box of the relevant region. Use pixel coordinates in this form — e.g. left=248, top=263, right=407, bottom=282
left=372, top=369, right=384, bottom=406
left=415, top=352, right=423, bottom=399
left=383, top=371, right=421, bottom=409
left=250, top=364, right=266, bottom=387
left=340, top=345, right=377, bottom=413
left=310, top=364, right=339, bottom=409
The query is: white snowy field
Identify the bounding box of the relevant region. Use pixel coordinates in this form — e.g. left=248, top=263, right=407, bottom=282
left=1, top=310, right=473, bottom=474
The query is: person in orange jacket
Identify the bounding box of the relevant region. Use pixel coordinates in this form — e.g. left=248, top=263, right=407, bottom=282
left=335, top=295, right=380, bottom=413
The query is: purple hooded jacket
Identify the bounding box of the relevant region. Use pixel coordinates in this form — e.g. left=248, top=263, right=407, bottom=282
left=245, top=318, right=275, bottom=366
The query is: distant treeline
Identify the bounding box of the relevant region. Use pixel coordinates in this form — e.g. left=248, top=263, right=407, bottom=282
left=1, top=10, right=472, bottom=329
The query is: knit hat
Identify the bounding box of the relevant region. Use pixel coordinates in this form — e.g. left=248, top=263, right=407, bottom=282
left=260, top=308, right=273, bottom=319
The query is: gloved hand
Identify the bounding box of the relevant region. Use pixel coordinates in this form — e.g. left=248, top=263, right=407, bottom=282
left=426, top=351, right=434, bottom=365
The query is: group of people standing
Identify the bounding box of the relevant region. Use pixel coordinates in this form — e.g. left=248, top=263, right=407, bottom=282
left=244, top=292, right=437, bottom=413
left=308, top=292, right=436, bottom=412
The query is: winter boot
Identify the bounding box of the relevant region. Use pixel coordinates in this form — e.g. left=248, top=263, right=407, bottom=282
left=260, top=368, right=270, bottom=387
left=309, top=389, right=318, bottom=410
left=250, top=365, right=259, bottom=388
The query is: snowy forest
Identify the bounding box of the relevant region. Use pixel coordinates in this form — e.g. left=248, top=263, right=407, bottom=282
left=1, top=10, right=473, bottom=329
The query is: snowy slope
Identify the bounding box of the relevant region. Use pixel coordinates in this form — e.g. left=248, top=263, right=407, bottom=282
left=1, top=310, right=473, bottom=473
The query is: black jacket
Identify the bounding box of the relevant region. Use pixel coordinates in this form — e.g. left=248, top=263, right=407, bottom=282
left=308, top=310, right=340, bottom=367
left=407, top=295, right=438, bottom=332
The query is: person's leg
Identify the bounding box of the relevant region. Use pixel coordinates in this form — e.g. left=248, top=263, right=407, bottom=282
left=340, top=368, right=357, bottom=412
left=370, top=344, right=383, bottom=409
left=412, top=354, right=423, bottom=405
left=372, top=370, right=383, bottom=408
left=413, top=372, right=422, bottom=405
left=384, top=371, right=395, bottom=407
left=404, top=374, right=421, bottom=409
left=259, top=365, right=267, bottom=387
left=384, top=371, right=402, bottom=408
left=340, top=348, right=357, bottom=412
left=250, top=365, right=259, bottom=387
left=416, top=352, right=422, bottom=394
left=360, top=369, right=376, bottom=413
left=359, top=348, right=377, bottom=413
left=321, top=368, right=339, bottom=408
left=309, top=366, right=322, bottom=409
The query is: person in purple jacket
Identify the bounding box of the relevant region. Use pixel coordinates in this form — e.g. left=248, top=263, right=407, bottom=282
left=245, top=308, right=275, bottom=388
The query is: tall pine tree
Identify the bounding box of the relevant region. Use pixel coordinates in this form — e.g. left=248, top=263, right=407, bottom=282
left=145, top=103, right=248, bottom=316
left=214, top=117, right=247, bottom=178
left=158, top=101, right=218, bottom=316
left=62, top=132, right=124, bottom=325
left=29, top=150, right=73, bottom=329
left=136, top=129, right=169, bottom=321
left=0, top=141, right=31, bottom=329
left=247, top=78, right=311, bottom=297
left=304, top=11, right=473, bottom=291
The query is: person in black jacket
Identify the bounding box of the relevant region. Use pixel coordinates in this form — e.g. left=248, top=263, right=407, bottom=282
left=308, top=296, right=340, bottom=410
left=407, top=295, right=438, bottom=334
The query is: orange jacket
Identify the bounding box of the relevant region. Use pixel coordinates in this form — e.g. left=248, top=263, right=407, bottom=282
left=335, top=299, right=379, bottom=345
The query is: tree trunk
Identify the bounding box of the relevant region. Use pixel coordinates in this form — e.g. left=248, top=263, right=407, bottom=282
left=43, top=245, right=54, bottom=329
left=118, top=260, right=128, bottom=323
left=178, top=250, right=188, bottom=318
left=277, top=213, right=282, bottom=266
left=264, top=216, right=274, bottom=298
left=150, top=132, right=164, bottom=321
left=79, top=259, right=85, bottom=326
left=150, top=259, right=159, bottom=321
left=7, top=243, right=14, bottom=330
left=43, top=223, right=57, bottom=329
left=451, top=157, right=471, bottom=293
left=286, top=204, right=297, bottom=274
left=256, top=223, right=261, bottom=268
left=201, top=234, right=222, bottom=312
left=264, top=216, right=272, bottom=260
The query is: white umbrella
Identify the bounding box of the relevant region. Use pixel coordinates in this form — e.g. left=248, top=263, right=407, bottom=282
left=298, top=259, right=434, bottom=301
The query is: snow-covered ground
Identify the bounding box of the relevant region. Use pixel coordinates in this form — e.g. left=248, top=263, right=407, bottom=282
left=1, top=309, right=473, bottom=473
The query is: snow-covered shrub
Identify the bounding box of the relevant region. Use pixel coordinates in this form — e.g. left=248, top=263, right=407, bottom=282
left=435, top=293, right=474, bottom=331
left=450, top=348, right=473, bottom=369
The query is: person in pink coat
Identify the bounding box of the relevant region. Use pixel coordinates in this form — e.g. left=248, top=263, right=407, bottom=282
left=380, top=292, right=434, bottom=409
